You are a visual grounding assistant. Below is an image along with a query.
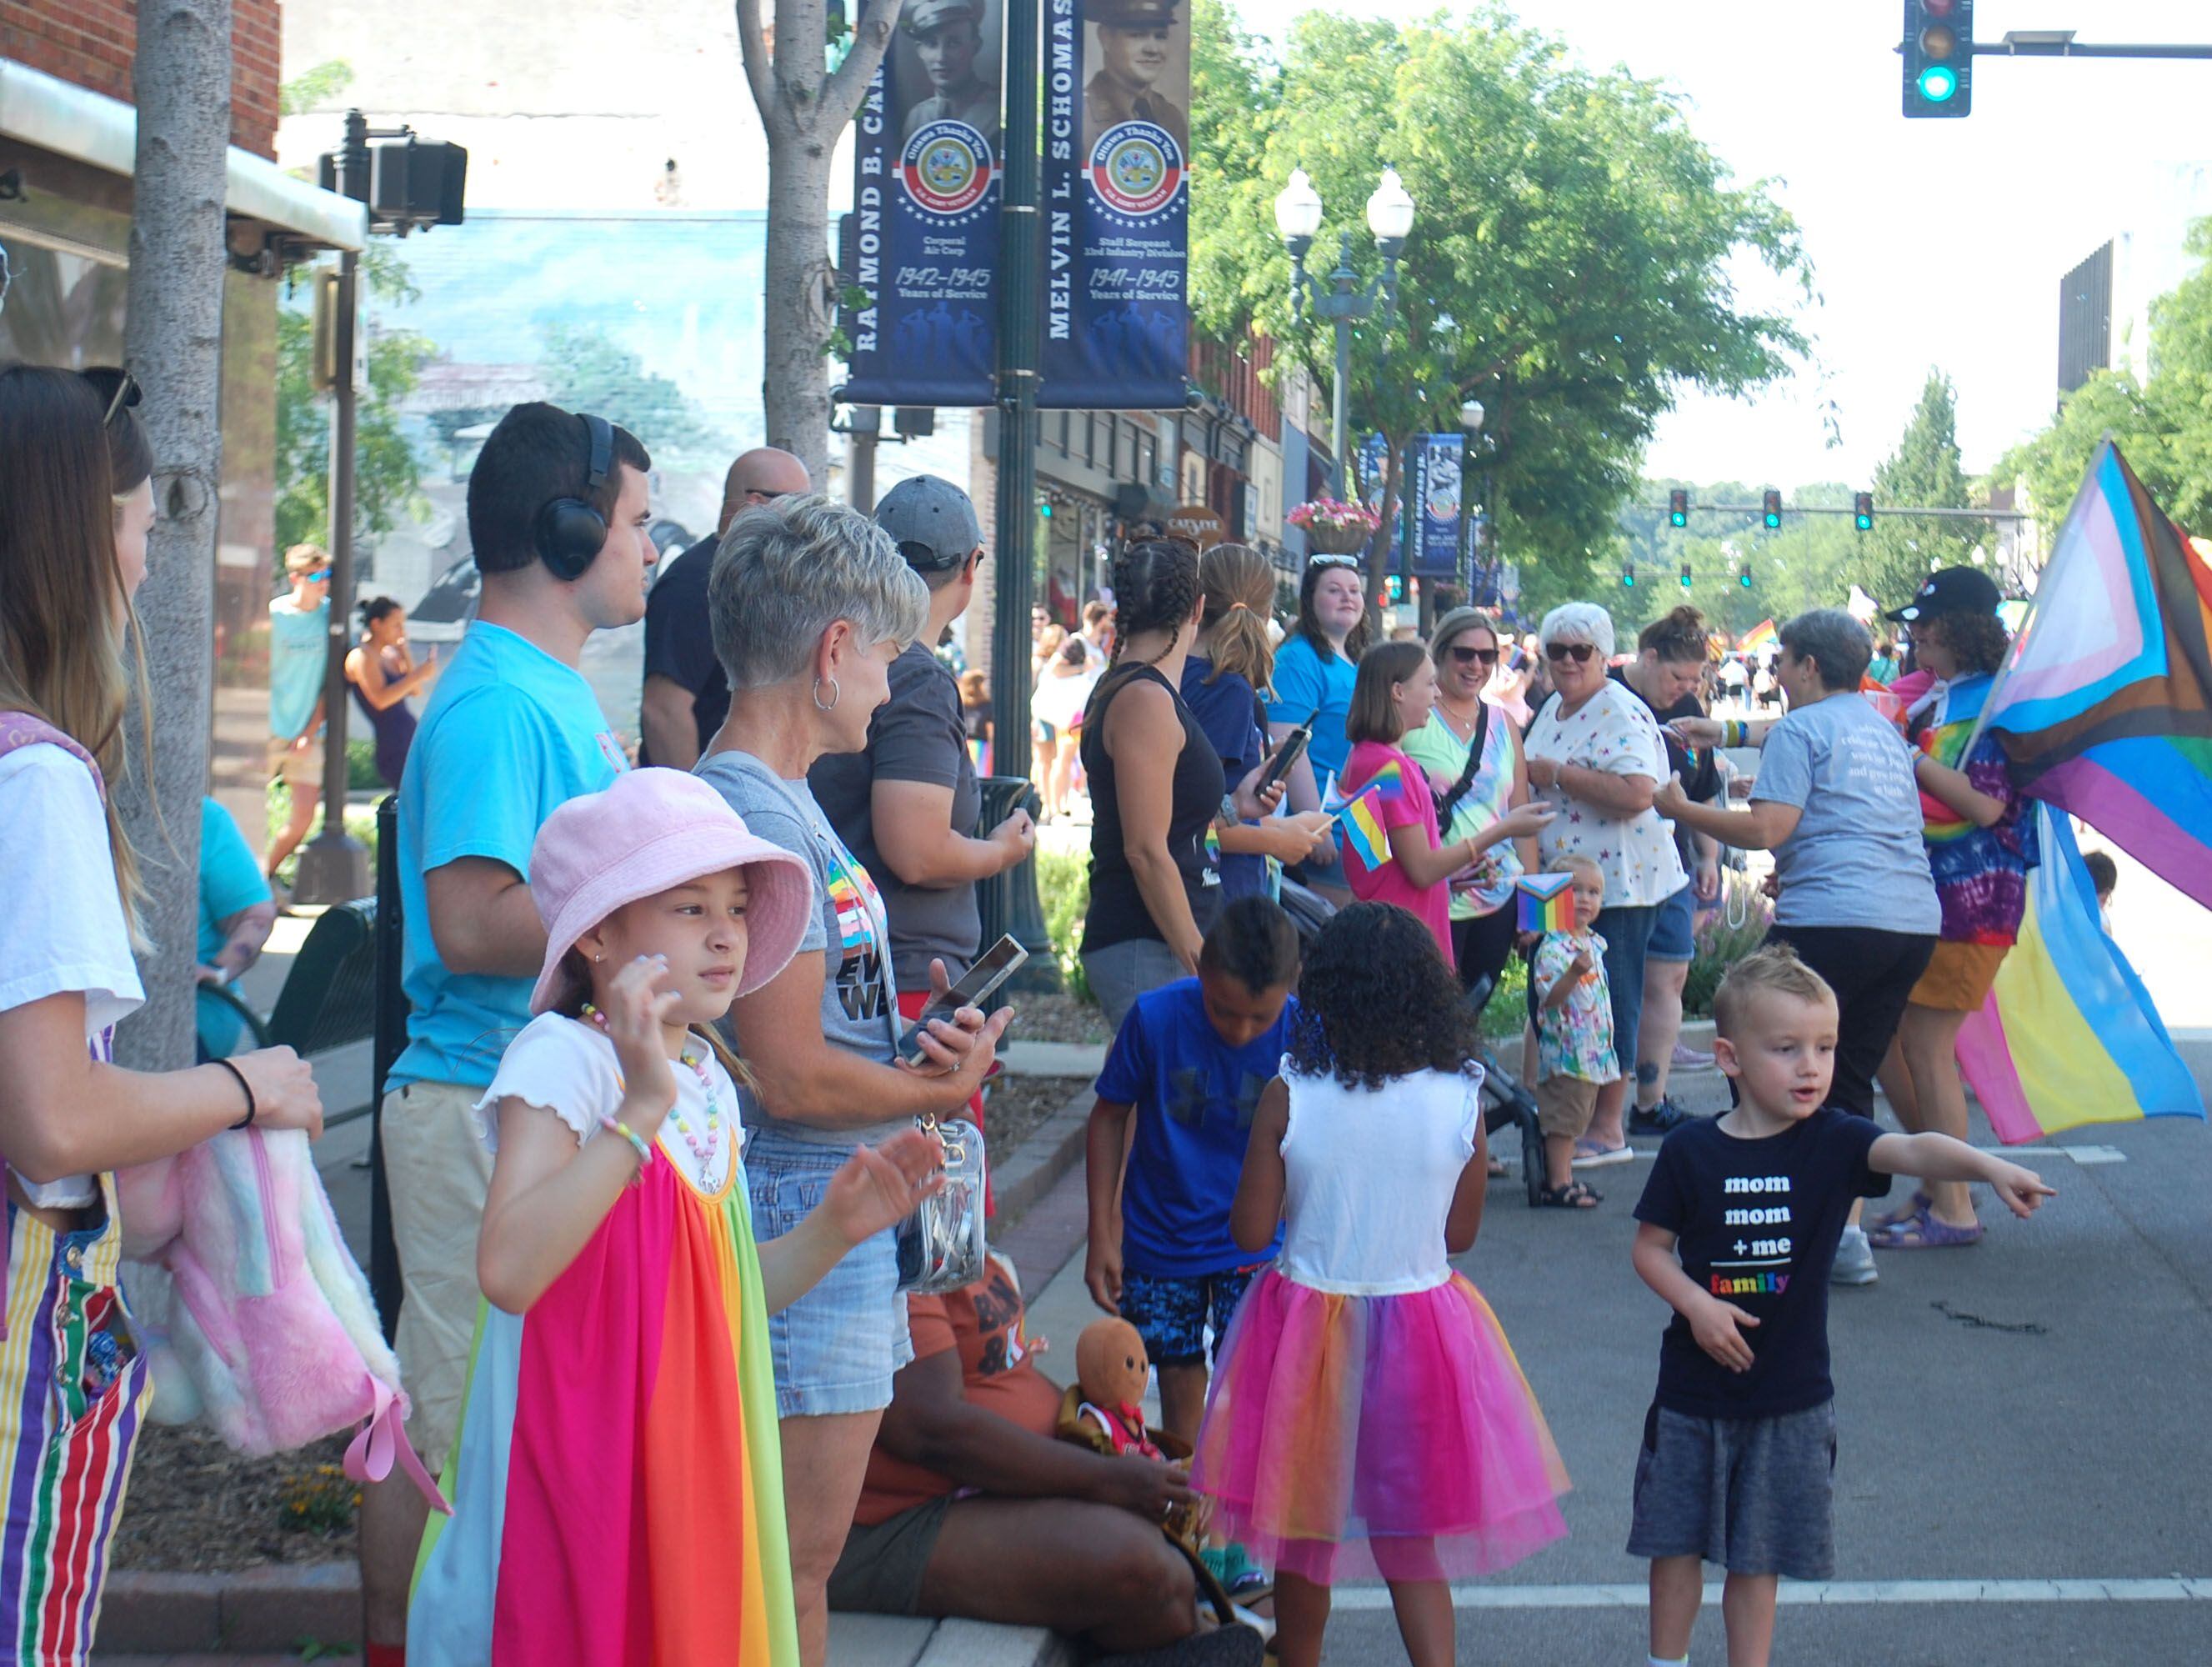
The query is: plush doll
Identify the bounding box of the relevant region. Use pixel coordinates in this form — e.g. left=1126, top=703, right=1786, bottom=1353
left=1072, top=1317, right=1164, bottom=1459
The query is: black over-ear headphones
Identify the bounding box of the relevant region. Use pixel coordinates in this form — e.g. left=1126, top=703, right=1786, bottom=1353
left=533, top=413, right=614, bottom=581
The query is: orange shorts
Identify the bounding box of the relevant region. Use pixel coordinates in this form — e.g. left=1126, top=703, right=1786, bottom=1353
left=1909, top=940, right=2010, bottom=1011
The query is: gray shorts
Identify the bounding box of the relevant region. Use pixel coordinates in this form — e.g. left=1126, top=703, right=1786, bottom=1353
left=1627, top=1400, right=1838, bottom=1579
left=828, top=1494, right=955, bottom=1616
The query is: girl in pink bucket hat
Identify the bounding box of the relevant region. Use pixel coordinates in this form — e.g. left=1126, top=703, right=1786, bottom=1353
left=411, top=768, right=947, bottom=1664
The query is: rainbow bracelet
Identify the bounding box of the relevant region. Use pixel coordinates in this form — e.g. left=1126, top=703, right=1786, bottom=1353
left=1723, top=719, right=1749, bottom=748
left=600, top=1115, right=653, bottom=1170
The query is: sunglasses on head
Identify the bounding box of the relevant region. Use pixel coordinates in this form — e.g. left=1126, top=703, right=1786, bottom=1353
left=1448, top=643, right=1499, bottom=667
left=1545, top=642, right=1595, bottom=663
left=1308, top=553, right=1361, bottom=571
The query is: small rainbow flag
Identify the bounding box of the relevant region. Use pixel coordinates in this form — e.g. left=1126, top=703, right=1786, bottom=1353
left=1359, top=756, right=1411, bottom=803
left=1739, top=618, right=1778, bottom=653
left=1516, top=873, right=1575, bottom=934
left=1321, top=773, right=1392, bottom=870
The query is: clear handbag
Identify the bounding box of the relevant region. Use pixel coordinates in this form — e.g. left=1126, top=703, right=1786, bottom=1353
left=894, top=1114, right=988, bottom=1295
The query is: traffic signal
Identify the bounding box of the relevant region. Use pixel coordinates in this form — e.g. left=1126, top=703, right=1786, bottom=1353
left=1679, top=563, right=1693, bottom=590
left=1621, top=568, right=1636, bottom=588
left=1739, top=570, right=1754, bottom=589
left=1854, top=491, right=1874, bottom=533
left=1669, top=488, right=1689, bottom=529
left=1762, top=489, right=1783, bottom=530
left=1902, top=0, right=1973, bottom=119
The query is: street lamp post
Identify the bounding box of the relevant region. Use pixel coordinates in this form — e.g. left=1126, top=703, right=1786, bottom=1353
left=1275, top=168, right=1414, bottom=499
left=1458, top=398, right=1484, bottom=602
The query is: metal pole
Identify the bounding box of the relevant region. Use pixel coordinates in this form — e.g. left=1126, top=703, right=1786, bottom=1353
left=985, top=0, right=1055, bottom=987
left=848, top=420, right=878, bottom=511
left=1975, top=40, right=2212, bottom=60
left=295, top=110, right=372, bottom=905
left=1330, top=316, right=1350, bottom=500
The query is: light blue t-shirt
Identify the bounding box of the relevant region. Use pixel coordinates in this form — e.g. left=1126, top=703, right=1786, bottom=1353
left=195, top=798, right=272, bottom=1059
left=1752, top=693, right=1939, bottom=934
left=1266, top=634, right=1359, bottom=791
left=268, top=596, right=330, bottom=741
left=390, top=623, right=628, bottom=1089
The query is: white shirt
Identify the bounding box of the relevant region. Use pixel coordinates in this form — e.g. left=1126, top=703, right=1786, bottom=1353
left=1526, top=680, right=1689, bottom=909
left=473, top=1013, right=744, bottom=1198
left=1275, top=1064, right=1484, bottom=1297
left=0, top=744, right=143, bottom=1209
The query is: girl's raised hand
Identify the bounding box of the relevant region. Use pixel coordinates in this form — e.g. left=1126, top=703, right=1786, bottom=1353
left=823, top=1126, right=947, bottom=1248
left=603, top=955, right=683, bottom=1124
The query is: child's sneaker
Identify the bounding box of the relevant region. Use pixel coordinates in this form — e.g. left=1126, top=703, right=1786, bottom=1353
left=1830, top=1224, right=1879, bottom=1286
left=1200, top=1542, right=1274, bottom=1603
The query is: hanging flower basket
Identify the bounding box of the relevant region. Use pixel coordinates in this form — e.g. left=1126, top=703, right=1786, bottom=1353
left=1289, top=498, right=1381, bottom=554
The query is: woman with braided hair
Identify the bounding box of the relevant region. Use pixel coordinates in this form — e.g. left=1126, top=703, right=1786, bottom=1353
left=1079, top=538, right=1289, bottom=1027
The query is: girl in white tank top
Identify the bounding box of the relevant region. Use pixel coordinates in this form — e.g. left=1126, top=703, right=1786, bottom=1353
left=1192, top=902, right=1570, bottom=1667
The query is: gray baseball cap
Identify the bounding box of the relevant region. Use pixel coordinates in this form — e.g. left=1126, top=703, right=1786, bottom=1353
left=875, top=474, right=983, bottom=571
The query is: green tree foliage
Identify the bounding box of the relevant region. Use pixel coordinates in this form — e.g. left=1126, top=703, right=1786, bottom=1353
left=1187, top=5, right=1808, bottom=606
left=273, top=245, right=434, bottom=563
left=534, top=324, right=728, bottom=464
left=280, top=60, right=354, bottom=117
left=1613, top=479, right=1869, bottom=639
left=1864, top=370, right=1975, bottom=603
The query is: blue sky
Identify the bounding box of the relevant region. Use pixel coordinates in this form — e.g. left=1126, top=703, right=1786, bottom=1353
left=1235, top=0, right=2212, bottom=491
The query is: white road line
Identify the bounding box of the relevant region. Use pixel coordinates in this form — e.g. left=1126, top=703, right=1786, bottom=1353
left=1325, top=1577, right=2212, bottom=1611
left=1974, top=1143, right=2128, bottom=1165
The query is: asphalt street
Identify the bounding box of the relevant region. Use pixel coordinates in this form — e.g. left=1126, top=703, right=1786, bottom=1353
left=1306, top=1063, right=2212, bottom=1664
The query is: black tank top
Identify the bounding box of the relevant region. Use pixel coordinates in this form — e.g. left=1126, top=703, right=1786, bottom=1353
left=1079, top=664, right=1226, bottom=954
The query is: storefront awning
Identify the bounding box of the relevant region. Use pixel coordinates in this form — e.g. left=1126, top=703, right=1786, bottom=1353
left=0, top=58, right=366, bottom=253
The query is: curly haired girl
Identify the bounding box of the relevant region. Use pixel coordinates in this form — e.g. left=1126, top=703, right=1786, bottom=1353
left=1196, top=902, right=1569, bottom=1667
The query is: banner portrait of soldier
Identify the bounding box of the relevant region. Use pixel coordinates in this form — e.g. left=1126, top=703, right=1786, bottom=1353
left=898, top=0, right=1004, bottom=152
left=1082, top=0, right=1189, bottom=156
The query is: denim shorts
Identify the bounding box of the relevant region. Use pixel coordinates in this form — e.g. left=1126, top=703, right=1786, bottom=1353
left=1647, top=883, right=1697, bottom=964
left=747, top=1130, right=913, bottom=1418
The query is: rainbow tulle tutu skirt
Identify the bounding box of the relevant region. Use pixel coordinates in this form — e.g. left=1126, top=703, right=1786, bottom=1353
left=1191, top=1269, right=1569, bottom=1585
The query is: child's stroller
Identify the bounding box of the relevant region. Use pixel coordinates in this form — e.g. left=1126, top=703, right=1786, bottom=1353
left=1278, top=879, right=1547, bottom=1204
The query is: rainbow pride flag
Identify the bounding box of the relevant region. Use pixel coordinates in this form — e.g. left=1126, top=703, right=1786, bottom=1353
left=1739, top=618, right=1777, bottom=653
left=1956, top=805, right=2204, bottom=1143
left=1320, top=773, right=1391, bottom=870
left=1359, top=756, right=1412, bottom=803
left=1979, top=440, right=2212, bottom=909
left=1515, top=874, right=1575, bottom=934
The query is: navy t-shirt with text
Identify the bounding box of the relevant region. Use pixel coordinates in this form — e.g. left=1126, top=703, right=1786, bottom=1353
left=1094, top=979, right=1295, bottom=1279
left=1634, top=1109, right=1889, bottom=1419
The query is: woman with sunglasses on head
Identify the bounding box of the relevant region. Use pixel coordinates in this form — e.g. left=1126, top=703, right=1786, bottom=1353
left=1402, top=608, right=1542, bottom=998
left=1523, top=603, right=1686, bottom=1169
left=1265, top=554, right=1372, bottom=905
left=0, top=365, right=324, bottom=1661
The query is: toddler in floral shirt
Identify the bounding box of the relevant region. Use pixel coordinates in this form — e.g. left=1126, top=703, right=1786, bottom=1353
left=1532, top=855, right=1618, bottom=1209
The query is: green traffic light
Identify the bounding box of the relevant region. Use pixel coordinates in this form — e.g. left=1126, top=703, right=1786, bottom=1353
left=1855, top=513, right=1874, bottom=532
left=1739, top=573, right=1754, bottom=588
left=1622, top=572, right=1636, bottom=588
left=1918, top=63, right=1958, bottom=103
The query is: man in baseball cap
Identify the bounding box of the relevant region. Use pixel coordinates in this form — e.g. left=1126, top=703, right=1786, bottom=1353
left=1884, top=565, right=2002, bottom=625
left=810, top=475, right=1033, bottom=1027
left=901, top=0, right=1002, bottom=149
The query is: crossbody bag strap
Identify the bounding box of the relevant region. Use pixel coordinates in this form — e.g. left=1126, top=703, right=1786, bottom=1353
left=1434, top=699, right=1491, bottom=836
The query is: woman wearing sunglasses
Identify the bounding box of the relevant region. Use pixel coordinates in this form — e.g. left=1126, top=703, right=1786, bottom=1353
left=1523, top=603, right=1686, bottom=1167
left=1402, top=608, right=1541, bottom=997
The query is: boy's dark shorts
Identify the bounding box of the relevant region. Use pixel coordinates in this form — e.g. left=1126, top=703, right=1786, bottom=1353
left=1120, top=1266, right=1262, bottom=1368
left=1627, top=1400, right=1838, bottom=1579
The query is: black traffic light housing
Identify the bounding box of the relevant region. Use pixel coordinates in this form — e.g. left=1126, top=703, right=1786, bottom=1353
left=1621, top=567, right=1636, bottom=588
left=1669, top=488, right=1689, bottom=528
left=1903, top=0, right=1974, bottom=119
left=1739, top=570, right=1754, bottom=589
left=1854, top=491, right=1875, bottom=532
left=1679, top=563, right=1693, bottom=590
left=1762, top=489, right=1783, bottom=530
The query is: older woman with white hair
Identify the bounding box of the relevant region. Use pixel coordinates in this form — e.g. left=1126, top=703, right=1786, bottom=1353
left=698, top=495, right=1008, bottom=1666
left=1524, top=601, right=1687, bottom=1166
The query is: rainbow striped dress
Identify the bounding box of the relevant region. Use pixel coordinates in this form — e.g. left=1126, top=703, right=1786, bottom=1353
left=409, top=1018, right=797, bottom=1665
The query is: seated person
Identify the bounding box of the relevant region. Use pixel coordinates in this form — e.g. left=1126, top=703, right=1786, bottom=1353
left=829, top=1255, right=1257, bottom=1665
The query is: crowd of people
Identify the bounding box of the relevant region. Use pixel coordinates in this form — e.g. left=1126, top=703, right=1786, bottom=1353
left=0, top=363, right=2074, bottom=1667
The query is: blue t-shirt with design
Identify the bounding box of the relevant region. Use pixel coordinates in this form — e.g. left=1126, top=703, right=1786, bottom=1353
left=390, top=623, right=627, bottom=1089
left=195, top=797, right=273, bottom=1059
left=1094, top=978, right=1294, bottom=1278
left=1266, top=633, right=1359, bottom=791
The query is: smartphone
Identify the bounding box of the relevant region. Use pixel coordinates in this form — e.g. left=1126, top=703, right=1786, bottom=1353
left=896, top=934, right=1029, bottom=1063
left=1258, top=709, right=1320, bottom=793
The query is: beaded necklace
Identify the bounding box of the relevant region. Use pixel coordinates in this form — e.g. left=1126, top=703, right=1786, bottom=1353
left=578, top=1004, right=725, bottom=1177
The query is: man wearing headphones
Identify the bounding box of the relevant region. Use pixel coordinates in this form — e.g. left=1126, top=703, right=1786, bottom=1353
left=358, top=402, right=656, bottom=1664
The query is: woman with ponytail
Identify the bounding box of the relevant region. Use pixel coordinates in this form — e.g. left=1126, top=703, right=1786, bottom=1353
left=345, top=597, right=440, bottom=791
left=0, top=364, right=323, bottom=1660
left=1079, top=539, right=1288, bottom=1026
left=1181, top=544, right=1334, bottom=901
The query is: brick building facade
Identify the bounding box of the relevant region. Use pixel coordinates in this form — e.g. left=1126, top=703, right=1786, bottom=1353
left=0, top=0, right=283, bottom=157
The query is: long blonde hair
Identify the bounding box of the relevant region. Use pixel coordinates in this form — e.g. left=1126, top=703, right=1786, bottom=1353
left=1197, top=542, right=1279, bottom=696
left=0, top=364, right=156, bottom=928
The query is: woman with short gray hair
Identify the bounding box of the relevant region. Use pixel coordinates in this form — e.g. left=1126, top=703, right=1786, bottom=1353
left=1659, top=608, right=1939, bottom=1285
left=1524, top=601, right=1686, bottom=1166
left=698, top=494, right=1010, bottom=1663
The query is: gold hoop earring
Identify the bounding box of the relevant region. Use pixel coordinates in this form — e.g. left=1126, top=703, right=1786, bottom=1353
left=813, top=675, right=841, bottom=713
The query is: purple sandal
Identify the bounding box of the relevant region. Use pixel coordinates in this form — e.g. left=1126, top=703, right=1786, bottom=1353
left=1867, top=1209, right=1983, bottom=1249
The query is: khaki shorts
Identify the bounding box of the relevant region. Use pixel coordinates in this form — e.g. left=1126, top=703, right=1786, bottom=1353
left=268, top=734, right=323, bottom=790
left=1537, top=1075, right=1602, bottom=1140
left=1909, top=940, right=2009, bottom=1012
left=380, top=1080, right=494, bottom=1472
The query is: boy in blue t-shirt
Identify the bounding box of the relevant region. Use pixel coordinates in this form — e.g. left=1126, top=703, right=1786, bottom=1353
left=1084, top=896, right=1300, bottom=1450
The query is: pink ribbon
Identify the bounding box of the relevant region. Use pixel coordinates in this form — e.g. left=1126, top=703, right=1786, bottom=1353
left=344, top=1379, right=453, bottom=1515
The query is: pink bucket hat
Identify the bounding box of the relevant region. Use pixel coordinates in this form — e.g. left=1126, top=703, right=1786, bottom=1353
left=526, top=768, right=814, bottom=1017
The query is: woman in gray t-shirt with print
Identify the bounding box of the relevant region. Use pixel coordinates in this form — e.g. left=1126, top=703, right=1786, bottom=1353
left=696, top=496, right=1008, bottom=1663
